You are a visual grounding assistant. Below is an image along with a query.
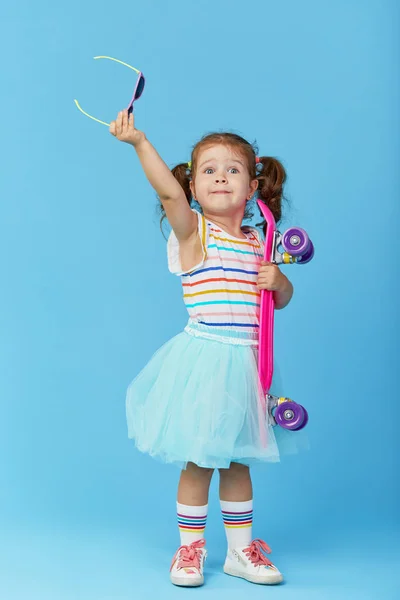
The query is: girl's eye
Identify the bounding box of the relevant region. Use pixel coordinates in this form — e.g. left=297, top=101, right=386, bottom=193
left=204, top=167, right=239, bottom=174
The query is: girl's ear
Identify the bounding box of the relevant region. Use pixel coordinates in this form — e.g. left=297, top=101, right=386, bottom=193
left=250, top=178, right=259, bottom=196
left=189, top=179, right=195, bottom=198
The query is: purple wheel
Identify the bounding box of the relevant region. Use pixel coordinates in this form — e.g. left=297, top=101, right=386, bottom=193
left=282, top=227, right=310, bottom=256
left=293, top=406, right=309, bottom=430
left=274, top=401, right=306, bottom=431
left=297, top=241, right=315, bottom=265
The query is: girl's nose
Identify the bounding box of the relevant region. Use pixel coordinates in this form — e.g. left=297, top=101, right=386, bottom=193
left=215, top=173, right=227, bottom=183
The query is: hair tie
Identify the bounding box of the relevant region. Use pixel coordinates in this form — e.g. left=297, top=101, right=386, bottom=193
left=255, top=156, right=260, bottom=164
left=187, top=161, right=192, bottom=169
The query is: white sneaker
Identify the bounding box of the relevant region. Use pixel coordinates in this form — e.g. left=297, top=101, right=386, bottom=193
left=223, top=538, right=283, bottom=585
left=170, top=539, right=207, bottom=587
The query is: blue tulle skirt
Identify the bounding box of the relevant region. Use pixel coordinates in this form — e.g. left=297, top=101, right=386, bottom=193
left=126, top=320, right=308, bottom=469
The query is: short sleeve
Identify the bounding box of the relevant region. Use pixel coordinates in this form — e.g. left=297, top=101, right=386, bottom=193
left=243, top=225, right=265, bottom=248
left=167, top=210, right=209, bottom=276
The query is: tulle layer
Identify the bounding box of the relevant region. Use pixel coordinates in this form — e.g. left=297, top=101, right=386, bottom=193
left=126, top=320, right=308, bottom=469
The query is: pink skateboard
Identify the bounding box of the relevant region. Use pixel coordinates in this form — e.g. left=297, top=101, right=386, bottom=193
left=257, top=200, right=314, bottom=431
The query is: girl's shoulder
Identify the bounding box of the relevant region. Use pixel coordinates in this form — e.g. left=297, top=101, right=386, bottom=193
left=242, top=225, right=265, bottom=245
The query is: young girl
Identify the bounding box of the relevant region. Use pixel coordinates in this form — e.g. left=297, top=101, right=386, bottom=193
left=110, top=109, right=295, bottom=587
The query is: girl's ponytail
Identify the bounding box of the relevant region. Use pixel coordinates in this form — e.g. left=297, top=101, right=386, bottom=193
left=171, top=163, right=192, bottom=202
left=256, top=157, right=287, bottom=233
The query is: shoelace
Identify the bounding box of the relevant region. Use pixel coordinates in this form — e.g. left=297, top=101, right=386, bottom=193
left=243, top=538, right=274, bottom=567
left=170, top=538, right=206, bottom=572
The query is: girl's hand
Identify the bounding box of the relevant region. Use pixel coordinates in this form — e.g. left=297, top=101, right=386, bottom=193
left=257, top=261, right=293, bottom=309
left=109, top=109, right=146, bottom=147
left=257, top=261, right=289, bottom=292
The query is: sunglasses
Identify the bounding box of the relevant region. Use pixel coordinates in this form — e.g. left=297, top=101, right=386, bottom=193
left=74, top=56, right=145, bottom=127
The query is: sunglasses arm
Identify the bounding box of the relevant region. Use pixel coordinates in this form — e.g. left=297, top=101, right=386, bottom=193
left=74, top=56, right=141, bottom=127
left=73, top=99, right=110, bottom=127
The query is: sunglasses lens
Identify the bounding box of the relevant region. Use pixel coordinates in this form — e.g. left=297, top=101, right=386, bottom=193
left=128, top=74, right=145, bottom=114
left=135, top=75, right=145, bottom=100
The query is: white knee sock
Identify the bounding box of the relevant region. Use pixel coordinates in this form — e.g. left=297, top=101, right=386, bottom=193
left=177, top=502, right=208, bottom=546
left=220, top=499, right=253, bottom=549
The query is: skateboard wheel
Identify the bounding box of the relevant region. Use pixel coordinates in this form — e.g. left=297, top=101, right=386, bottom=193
left=299, top=407, right=309, bottom=429
left=282, top=227, right=310, bottom=256
left=274, top=401, right=306, bottom=430
left=292, top=406, right=309, bottom=430
left=297, top=240, right=315, bottom=264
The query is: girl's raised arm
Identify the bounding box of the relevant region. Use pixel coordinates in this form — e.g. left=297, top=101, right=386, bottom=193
left=110, top=110, right=197, bottom=242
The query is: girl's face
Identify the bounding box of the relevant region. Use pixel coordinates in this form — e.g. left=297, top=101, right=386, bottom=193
left=190, top=145, right=258, bottom=218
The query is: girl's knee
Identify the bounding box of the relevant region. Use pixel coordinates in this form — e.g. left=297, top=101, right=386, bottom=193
left=186, top=462, right=214, bottom=478
left=218, top=462, right=250, bottom=477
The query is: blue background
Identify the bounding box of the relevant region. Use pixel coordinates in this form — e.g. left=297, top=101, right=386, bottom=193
left=1, top=0, right=399, bottom=598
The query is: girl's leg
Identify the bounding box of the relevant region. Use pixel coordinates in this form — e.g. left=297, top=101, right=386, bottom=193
left=218, top=463, right=283, bottom=585
left=171, top=463, right=213, bottom=587
left=218, top=462, right=253, bottom=548
left=176, top=462, right=214, bottom=545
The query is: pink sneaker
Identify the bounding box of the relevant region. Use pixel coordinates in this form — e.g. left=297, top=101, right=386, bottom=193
left=170, top=539, right=207, bottom=587
left=223, top=538, right=283, bottom=585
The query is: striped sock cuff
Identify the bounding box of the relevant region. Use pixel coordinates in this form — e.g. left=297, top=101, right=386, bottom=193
left=222, top=509, right=253, bottom=528
left=177, top=503, right=208, bottom=535
left=221, top=499, right=253, bottom=529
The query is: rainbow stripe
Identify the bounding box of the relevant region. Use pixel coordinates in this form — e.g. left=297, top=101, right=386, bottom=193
left=208, top=244, right=263, bottom=257
left=199, top=321, right=259, bottom=328
left=186, top=300, right=260, bottom=308
left=183, top=266, right=259, bottom=277
left=178, top=512, right=207, bottom=535
left=184, top=289, right=259, bottom=299
left=182, top=277, right=258, bottom=288
left=222, top=509, right=253, bottom=529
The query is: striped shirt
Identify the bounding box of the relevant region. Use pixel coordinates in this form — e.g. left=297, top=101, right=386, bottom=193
left=168, top=210, right=264, bottom=333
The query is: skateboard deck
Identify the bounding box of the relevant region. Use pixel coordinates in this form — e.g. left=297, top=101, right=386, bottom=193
left=257, top=199, right=277, bottom=394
